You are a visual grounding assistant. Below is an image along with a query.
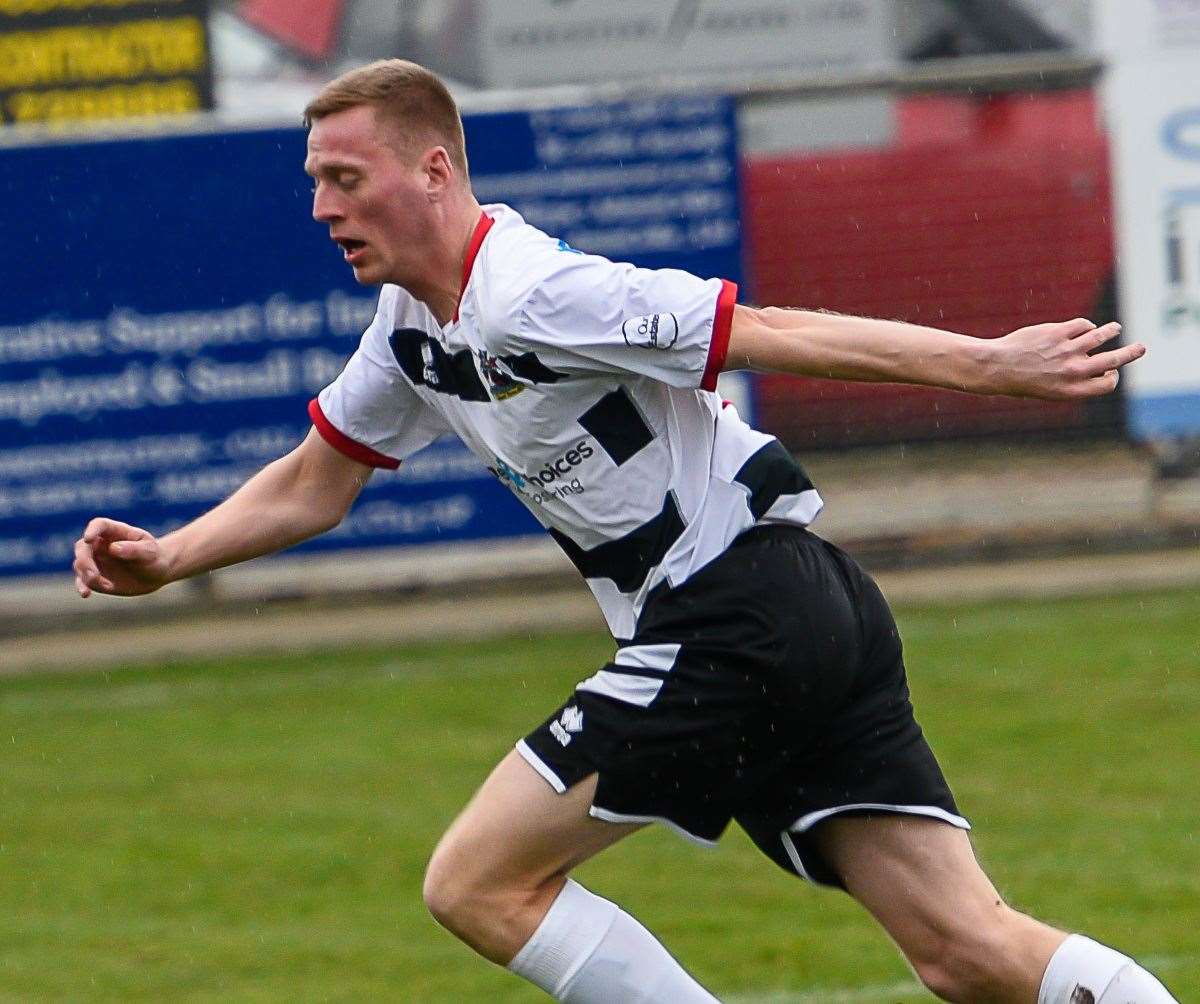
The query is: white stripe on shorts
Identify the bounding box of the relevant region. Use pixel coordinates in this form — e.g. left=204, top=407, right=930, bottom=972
left=613, top=642, right=681, bottom=672
left=780, top=831, right=816, bottom=882
left=515, top=739, right=567, bottom=793
left=576, top=670, right=664, bottom=706
left=588, top=806, right=720, bottom=847
left=575, top=642, right=682, bottom=707
left=789, top=802, right=971, bottom=834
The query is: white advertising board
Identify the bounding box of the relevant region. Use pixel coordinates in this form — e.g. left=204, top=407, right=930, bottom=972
left=450, top=1, right=898, bottom=88
left=1097, top=0, right=1200, bottom=439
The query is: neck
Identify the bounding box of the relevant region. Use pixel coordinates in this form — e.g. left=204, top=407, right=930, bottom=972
left=408, top=195, right=483, bottom=326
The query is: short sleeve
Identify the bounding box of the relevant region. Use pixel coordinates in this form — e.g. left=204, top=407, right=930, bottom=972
left=506, top=254, right=736, bottom=392
left=309, top=290, right=451, bottom=468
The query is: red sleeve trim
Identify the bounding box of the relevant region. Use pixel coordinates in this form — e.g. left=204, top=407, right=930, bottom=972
left=701, top=279, right=737, bottom=392
left=308, top=398, right=400, bottom=470
left=452, top=212, right=496, bottom=323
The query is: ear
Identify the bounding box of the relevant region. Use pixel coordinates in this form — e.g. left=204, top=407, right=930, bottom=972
left=421, top=146, right=454, bottom=200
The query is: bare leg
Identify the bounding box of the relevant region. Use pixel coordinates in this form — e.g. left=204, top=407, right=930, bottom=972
left=423, top=750, right=719, bottom=1002
left=423, top=749, right=640, bottom=963
left=811, top=814, right=1064, bottom=1003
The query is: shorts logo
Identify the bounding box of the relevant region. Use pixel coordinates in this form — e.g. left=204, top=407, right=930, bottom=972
left=622, top=313, right=678, bottom=349
left=550, top=705, right=584, bottom=746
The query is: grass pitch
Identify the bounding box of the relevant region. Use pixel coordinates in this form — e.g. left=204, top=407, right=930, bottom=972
left=1, top=588, right=1197, bottom=1002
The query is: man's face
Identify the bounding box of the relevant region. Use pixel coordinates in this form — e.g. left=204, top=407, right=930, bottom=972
left=304, top=104, right=433, bottom=288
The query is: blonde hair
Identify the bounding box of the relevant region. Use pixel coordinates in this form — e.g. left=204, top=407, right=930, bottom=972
left=304, top=59, right=468, bottom=175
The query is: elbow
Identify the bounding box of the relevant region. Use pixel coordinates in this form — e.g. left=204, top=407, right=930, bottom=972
left=728, top=305, right=809, bottom=375
left=311, top=489, right=359, bottom=536
left=315, top=509, right=347, bottom=536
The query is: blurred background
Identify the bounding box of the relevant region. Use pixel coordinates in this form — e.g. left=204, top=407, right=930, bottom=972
left=3, top=0, right=1200, bottom=637
left=1, top=4, right=1198, bottom=1000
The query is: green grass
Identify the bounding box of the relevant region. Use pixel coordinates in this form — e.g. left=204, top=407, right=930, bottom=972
left=1, top=588, right=1197, bottom=1002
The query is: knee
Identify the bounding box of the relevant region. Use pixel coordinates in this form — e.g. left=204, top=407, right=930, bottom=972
left=422, top=846, right=489, bottom=938
left=422, top=844, right=543, bottom=964
left=421, top=854, right=464, bottom=931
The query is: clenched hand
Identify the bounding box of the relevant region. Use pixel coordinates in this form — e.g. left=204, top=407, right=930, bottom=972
left=73, top=518, right=173, bottom=598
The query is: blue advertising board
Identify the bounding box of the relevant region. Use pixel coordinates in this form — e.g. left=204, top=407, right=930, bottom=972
left=0, top=94, right=742, bottom=578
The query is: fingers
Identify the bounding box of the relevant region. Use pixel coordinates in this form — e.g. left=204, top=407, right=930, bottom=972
left=1059, top=317, right=1098, bottom=338
left=1080, top=341, right=1146, bottom=376
left=74, top=574, right=112, bottom=598
left=73, top=516, right=167, bottom=598
left=1071, top=320, right=1121, bottom=348
left=73, top=539, right=114, bottom=592
left=82, top=517, right=147, bottom=545
left=108, top=539, right=157, bottom=564
left=73, top=537, right=99, bottom=588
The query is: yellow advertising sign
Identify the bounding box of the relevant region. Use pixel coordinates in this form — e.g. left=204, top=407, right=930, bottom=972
left=1, top=0, right=211, bottom=126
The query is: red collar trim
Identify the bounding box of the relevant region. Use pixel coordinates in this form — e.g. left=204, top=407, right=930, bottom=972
left=452, top=212, right=494, bottom=323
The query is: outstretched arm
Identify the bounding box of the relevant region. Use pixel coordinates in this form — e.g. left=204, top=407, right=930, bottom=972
left=724, top=306, right=1146, bottom=400
left=73, top=428, right=373, bottom=597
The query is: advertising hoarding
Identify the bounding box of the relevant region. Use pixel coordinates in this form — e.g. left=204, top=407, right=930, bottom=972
left=0, top=0, right=213, bottom=126
left=0, top=95, right=743, bottom=578
left=1097, top=0, right=1200, bottom=440
left=417, top=0, right=896, bottom=89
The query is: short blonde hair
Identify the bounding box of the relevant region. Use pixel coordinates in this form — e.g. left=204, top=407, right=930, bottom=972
left=304, top=59, right=468, bottom=175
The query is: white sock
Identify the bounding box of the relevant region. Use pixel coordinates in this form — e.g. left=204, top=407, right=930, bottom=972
left=507, top=878, right=719, bottom=1002
left=1038, top=934, right=1177, bottom=1003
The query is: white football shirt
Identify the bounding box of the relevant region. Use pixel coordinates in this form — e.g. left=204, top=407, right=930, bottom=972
left=311, top=204, right=823, bottom=639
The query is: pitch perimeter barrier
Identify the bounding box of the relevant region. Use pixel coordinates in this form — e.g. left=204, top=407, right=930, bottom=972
left=2, top=52, right=1161, bottom=607
left=0, top=94, right=744, bottom=581
left=464, top=51, right=1124, bottom=450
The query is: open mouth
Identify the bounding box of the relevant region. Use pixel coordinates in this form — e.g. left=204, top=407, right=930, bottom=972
left=335, top=238, right=367, bottom=261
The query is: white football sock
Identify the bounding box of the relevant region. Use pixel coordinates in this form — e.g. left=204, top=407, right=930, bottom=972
left=507, top=878, right=719, bottom=1002
left=1038, top=934, right=1177, bottom=1003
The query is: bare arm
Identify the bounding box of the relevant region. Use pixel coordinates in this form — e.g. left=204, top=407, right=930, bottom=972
left=725, top=305, right=1146, bottom=400
left=73, top=428, right=373, bottom=597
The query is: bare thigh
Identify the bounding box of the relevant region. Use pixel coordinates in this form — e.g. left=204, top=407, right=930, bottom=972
left=424, top=750, right=644, bottom=962
left=812, top=814, right=1065, bottom=1003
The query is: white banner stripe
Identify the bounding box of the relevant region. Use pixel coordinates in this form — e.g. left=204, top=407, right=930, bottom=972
left=577, top=670, right=665, bottom=706
left=613, top=641, right=681, bottom=672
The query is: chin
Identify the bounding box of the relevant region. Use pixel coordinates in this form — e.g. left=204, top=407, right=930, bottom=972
left=350, top=264, right=384, bottom=286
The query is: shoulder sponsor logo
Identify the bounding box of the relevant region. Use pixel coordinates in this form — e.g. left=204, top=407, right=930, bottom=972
left=549, top=705, right=584, bottom=746
left=622, top=313, right=678, bottom=349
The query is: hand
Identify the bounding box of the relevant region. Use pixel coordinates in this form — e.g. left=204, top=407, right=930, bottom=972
left=73, top=518, right=173, bottom=598
left=991, top=319, right=1146, bottom=399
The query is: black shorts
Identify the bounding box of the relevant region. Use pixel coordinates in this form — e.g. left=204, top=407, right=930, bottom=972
left=519, top=524, right=967, bottom=888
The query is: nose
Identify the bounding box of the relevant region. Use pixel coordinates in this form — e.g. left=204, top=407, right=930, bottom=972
left=311, top=181, right=342, bottom=224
